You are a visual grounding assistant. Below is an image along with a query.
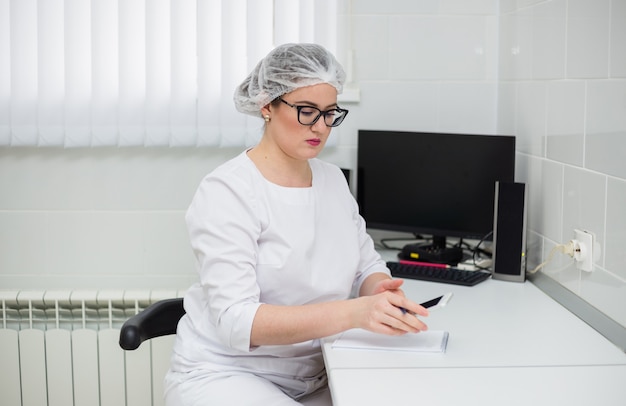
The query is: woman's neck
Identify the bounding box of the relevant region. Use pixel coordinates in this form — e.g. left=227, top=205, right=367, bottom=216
left=247, top=145, right=312, bottom=188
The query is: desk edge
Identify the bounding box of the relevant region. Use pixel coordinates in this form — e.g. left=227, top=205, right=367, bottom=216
left=529, top=272, right=626, bottom=353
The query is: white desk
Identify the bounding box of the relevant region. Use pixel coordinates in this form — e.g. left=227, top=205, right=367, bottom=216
left=322, top=278, right=626, bottom=405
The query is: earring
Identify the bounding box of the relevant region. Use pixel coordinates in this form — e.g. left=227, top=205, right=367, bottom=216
left=264, top=115, right=270, bottom=122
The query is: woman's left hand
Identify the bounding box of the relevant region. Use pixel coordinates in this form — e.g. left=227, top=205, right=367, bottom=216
left=372, top=277, right=406, bottom=296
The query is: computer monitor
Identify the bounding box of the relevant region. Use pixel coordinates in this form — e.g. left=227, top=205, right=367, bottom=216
left=357, top=130, right=516, bottom=263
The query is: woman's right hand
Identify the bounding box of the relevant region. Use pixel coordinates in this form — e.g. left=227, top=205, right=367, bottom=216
left=352, top=290, right=429, bottom=336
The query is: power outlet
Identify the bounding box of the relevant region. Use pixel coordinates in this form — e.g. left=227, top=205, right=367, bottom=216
left=574, top=229, right=594, bottom=272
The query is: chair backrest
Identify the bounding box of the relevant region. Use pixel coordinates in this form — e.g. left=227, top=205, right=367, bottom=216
left=119, top=297, right=185, bottom=350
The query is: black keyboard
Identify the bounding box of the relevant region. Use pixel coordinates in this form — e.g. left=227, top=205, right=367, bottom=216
left=387, top=261, right=491, bottom=286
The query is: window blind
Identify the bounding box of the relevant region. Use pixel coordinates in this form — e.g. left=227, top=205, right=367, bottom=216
left=0, top=0, right=339, bottom=147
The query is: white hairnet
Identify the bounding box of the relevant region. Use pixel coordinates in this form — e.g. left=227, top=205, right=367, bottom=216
left=233, top=43, right=346, bottom=117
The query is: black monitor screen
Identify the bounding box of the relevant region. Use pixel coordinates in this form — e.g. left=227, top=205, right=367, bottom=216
left=357, top=130, right=515, bottom=245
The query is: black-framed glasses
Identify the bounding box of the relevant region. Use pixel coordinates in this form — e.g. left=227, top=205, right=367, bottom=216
left=278, top=98, right=349, bottom=127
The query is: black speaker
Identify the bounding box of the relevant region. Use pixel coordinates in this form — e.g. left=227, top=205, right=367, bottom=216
left=492, top=181, right=527, bottom=282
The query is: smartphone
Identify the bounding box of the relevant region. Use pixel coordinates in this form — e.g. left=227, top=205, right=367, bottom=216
left=419, top=292, right=453, bottom=311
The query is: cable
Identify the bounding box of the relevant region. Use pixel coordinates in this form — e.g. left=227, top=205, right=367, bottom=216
left=378, top=236, right=427, bottom=250
left=527, top=240, right=576, bottom=275
left=471, top=231, right=493, bottom=270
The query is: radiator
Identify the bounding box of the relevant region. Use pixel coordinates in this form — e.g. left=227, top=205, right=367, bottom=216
left=0, top=290, right=183, bottom=406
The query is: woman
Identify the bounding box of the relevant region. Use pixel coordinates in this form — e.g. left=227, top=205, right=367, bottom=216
left=164, top=43, right=429, bottom=406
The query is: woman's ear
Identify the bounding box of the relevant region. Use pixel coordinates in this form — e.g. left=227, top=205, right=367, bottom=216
left=260, top=104, right=272, bottom=123
left=261, top=104, right=271, bottom=118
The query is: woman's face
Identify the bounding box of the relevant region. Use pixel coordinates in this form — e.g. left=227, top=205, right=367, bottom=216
left=262, top=83, right=338, bottom=162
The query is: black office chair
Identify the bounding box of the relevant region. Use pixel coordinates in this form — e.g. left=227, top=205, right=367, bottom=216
left=119, top=297, right=186, bottom=350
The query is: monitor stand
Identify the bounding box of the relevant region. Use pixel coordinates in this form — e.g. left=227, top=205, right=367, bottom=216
left=399, top=235, right=464, bottom=265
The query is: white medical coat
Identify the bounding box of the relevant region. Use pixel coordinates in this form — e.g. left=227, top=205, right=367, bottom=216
left=170, top=151, right=389, bottom=383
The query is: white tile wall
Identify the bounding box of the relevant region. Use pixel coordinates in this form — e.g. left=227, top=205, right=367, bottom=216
left=562, top=166, right=606, bottom=251
left=496, top=82, right=517, bottom=135
left=388, top=15, right=492, bottom=80
left=546, top=81, right=585, bottom=166
left=438, top=83, right=498, bottom=133
left=606, top=178, right=626, bottom=278
left=341, top=0, right=626, bottom=330
left=586, top=80, right=626, bottom=178
left=566, top=0, right=611, bottom=78
left=539, top=160, right=564, bottom=243
left=610, top=0, right=626, bottom=77
left=515, top=82, right=547, bottom=156
left=531, top=0, right=567, bottom=80
left=498, top=0, right=626, bottom=329
left=351, top=15, right=389, bottom=80
left=498, top=8, right=534, bottom=81
left=1, top=0, right=625, bottom=329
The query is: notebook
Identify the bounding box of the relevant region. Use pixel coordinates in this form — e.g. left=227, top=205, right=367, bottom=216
left=332, top=329, right=449, bottom=353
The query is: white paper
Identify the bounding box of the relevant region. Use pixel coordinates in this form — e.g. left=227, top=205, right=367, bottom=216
left=332, top=329, right=449, bottom=353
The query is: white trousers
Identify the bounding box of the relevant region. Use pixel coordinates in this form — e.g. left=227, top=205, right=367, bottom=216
left=164, top=369, right=332, bottom=406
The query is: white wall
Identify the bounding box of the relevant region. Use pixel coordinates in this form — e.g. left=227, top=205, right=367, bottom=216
left=496, top=0, right=626, bottom=329
left=333, top=0, right=626, bottom=330
left=1, top=0, right=625, bottom=327
left=0, top=147, right=240, bottom=290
